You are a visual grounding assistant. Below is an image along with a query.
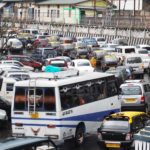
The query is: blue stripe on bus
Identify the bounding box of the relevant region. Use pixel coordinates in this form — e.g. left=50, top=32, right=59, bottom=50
left=12, top=109, right=120, bottom=122
left=12, top=123, right=77, bottom=128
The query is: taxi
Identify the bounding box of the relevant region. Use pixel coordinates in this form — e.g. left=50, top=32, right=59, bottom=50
left=99, top=54, right=118, bottom=71
left=97, top=111, right=150, bottom=150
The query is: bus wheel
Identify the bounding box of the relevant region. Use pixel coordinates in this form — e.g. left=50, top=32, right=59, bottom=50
left=75, top=125, right=85, bottom=146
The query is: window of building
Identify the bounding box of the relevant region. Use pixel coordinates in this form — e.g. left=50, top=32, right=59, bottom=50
left=47, top=5, right=50, bottom=17
left=57, top=10, right=60, bottom=18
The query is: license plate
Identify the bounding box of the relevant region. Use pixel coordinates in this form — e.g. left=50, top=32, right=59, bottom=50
left=106, top=143, right=120, bottom=148
left=30, top=112, right=39, bottom=118
left=125, top=98, right=136, bottom=102
left=81, top=55, right=86, bottom=58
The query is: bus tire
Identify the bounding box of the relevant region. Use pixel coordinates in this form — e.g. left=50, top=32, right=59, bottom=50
left=75, top=125, right=85, bottom=147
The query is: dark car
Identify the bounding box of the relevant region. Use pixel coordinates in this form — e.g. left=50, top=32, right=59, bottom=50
left=0, top=96, right=11, bottom=120
left=97, top=111, right=150, bottom=150
left=3, top=55, right=42, bottom=71
left=0, top=137, right=57, bottom=150
left=31, top=47, right=58, bottom=64
left=97, top=54, right=118, bottom=71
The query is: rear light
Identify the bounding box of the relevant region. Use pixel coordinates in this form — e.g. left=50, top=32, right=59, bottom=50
left=141, top=96, right=145, bottom=103
left=125, top=133, right=132, bottom=141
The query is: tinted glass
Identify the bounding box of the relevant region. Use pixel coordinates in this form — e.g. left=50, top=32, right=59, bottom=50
left=14, top=87, right=56, bottom=112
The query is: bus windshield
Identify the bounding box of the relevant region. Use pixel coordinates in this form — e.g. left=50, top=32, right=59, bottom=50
left=14, top=87, right=56, bottom=112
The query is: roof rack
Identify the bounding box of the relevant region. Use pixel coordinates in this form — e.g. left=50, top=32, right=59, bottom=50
left=29, top=69, right=79, bottom=80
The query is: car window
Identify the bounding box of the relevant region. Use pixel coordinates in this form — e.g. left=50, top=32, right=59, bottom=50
left=127, top=57, right=142, bottom=63
left=132, top=116, right=144, bottom=130
left=121, top=86, right=142, bottom=95
left=125, top=48, right=135, bottom=53
left=101, top=120, right=130, bottom=132
left=77, top=61, right=90, bottom=67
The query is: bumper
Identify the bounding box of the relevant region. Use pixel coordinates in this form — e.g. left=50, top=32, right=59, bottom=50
left=121, top=104, right=145, bottom=111
left=98, top=140, right=132, bottom=149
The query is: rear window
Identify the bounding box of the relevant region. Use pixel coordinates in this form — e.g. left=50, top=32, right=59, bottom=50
left=127, top=57, right=142, bottom=63
left=138, top=50, right=148, bottom=54
left=101, top=120, right=130, bottom=131
left=77, top=62, right=90, bottom=66
left=50, top=60, right=65, bottom=67
left=121, top=86, right=142, bottom=95
left=125, top=48, right=135, bottom=53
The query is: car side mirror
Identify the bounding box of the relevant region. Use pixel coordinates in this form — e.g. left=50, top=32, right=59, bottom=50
left=97, top=127, right=101, bottom=133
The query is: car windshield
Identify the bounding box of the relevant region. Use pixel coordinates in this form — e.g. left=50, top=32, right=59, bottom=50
left=77, top=62, right=90, bottom=66
left=105, top=56, right=118, bottom=62
left=101, top=120, right=130, bottom=131
left=32, top=30, right=38, bottom=34
left=121, top=86, right=142, bottom=95
left=138, top=50, right=148, bottom=54
left=127, top=57, right=142, bottom=63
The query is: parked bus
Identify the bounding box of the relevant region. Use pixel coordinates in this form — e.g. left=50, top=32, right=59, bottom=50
left=11, top=71, right=121, bottom=146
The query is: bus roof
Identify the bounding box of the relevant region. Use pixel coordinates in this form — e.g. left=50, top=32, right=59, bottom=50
left=15, top=72, right=115, bottom=87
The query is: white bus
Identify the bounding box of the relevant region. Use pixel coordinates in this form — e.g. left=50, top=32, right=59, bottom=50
left=11, top=71, right=121, bottom=145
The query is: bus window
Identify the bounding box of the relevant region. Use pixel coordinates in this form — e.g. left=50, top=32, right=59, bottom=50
left=107, top=81, right=118, bottom=97
left=14, top=87, right=26, bottom=110
left=6, top=83, right=14, bottom=91
left=44, top=88, right=56, bottom=111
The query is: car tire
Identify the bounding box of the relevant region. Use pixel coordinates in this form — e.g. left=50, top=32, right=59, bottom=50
left=74, top=125, right=85, bottom=147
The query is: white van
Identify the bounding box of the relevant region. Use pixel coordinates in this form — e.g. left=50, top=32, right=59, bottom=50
left=0, top=77, right=16, bottom=103
left=22, top=29, right=39, bottom=35
left=124, top=55, right=144, bottom=79
left=115, top=46, right=136, bottom=60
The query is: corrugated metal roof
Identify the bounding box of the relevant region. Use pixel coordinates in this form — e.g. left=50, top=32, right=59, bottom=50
left=36, top=0, right=88, bottom=5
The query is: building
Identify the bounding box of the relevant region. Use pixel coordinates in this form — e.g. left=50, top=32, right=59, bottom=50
left=0, top=0, right=113, bottom=24
left=109, top=0, right=150, bottom=16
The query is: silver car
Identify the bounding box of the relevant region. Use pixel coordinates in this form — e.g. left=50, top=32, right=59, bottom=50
left=120, top=80, right=150, bottom=113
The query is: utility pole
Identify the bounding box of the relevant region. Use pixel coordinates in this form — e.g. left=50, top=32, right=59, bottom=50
left=93, top=0, right=96, bottom=23
left=119, top=0, right=121, bottom=16
left=133, top=0, right=136, bottom=16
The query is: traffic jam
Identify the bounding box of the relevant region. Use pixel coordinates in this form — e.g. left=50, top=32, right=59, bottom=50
left=0, top=28, right=150, bottom=150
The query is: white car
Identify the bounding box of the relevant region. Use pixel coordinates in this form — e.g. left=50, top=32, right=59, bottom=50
left=0, top=60, right=34, bottom=71
left=136, top=45, right=150, bottom=53
left=93, top=37, right=107, bottom=47
left=124, top=55, right=144, bottom=79
left=7, top=38, right=23, bottom=50
left=69, top=59, right=94, bottom=74
left=0, top=64, right=22, bottom=72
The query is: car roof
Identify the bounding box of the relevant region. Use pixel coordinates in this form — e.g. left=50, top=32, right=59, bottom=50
left=72, top=59, right=90, bottom=63
left=110, top=111, right=146, bottom=123
left=0, top=137, right=55, bottom=150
